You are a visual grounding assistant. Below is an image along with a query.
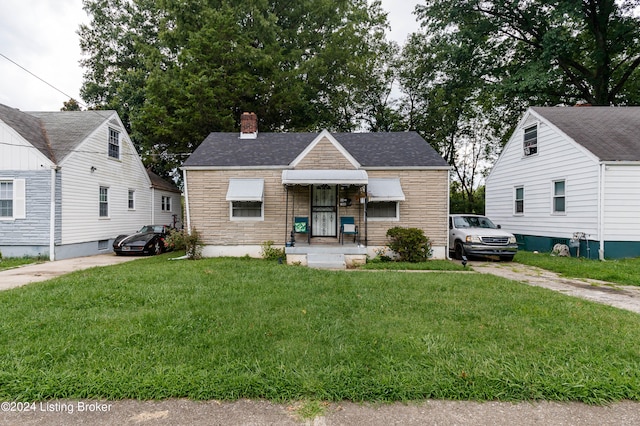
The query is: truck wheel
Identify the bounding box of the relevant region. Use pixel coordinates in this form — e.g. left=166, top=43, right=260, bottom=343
left=455, top=242, right=465, bottom=260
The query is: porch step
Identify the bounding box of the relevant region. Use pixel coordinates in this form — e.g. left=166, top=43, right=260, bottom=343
left=307, top=253, right=346, bottom=270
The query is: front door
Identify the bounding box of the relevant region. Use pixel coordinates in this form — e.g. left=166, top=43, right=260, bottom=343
left=312, top=185, right=337, bottom=237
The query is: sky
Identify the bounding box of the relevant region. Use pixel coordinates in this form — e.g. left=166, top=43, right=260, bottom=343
left=0, top=0, right=421, bottom=112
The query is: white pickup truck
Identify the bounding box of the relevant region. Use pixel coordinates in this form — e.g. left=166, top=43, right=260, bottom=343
left=449, top=214, right=518, bottom=261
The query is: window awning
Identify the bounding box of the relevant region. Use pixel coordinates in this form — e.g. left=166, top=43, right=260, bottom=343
left=282, top=170, right=368, bottom=185
left=226, top=178, right=264, bottom=201
left=367, top=178, right=405, bottom=201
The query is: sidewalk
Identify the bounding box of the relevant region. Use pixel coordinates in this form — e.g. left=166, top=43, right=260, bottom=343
left=2, top=398, right=640, bottom=426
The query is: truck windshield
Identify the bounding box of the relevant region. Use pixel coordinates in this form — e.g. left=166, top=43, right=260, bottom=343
left=454, top=216, right=497, bottom=229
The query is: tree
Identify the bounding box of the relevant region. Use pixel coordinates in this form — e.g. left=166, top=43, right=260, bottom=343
left=415, top=0, right=640, bottom=106
left=61, top=98, right=82, bottom=111
left=398, top=30, right=499, bottom=209
left=78, top=0, right=394, bottom=176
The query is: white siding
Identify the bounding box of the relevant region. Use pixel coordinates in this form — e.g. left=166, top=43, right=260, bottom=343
left=0, top=121, right=53, bottom=170
left=152, top=188, right=182, bottom=227
left=603, top=164, right=640, bottom=241
left=486, top=111, right=600, bottom=239
left=59, top=115, right=152, bottom=244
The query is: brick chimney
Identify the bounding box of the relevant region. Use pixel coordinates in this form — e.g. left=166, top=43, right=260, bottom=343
left=240, top=112, right=258, bottom=139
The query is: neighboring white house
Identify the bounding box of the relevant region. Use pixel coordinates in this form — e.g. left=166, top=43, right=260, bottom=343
left=148, top=168, right=183, bottom=228
left=0, top=103, right=179, bottom=260
left=486, top=106, right=640, bottom=260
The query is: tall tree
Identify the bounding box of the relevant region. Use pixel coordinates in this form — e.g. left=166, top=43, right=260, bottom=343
left=415, top=0, right=640, bottom=106
left=78, top=0, right=393, bottom=176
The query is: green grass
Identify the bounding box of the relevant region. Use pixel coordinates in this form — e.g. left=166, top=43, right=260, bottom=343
left=514, top=251, right=640, bottom=286
left=359, top=259, right=467, bottom=271
left=0, top=256, right=44, bottom=271
left=1, top=255, right=640, bottom=404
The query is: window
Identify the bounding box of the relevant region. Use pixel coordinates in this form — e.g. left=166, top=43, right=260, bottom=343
left=226, top=178, right=264, bottom=221
left=514, top=186, right=524, bottom=214
left=98, top=240, right=109, bottom=250
left=128, top=190, right=135, bottom=210
left=99, top=186, right=109, bottom=217
left=523, top=125, right=538, bottom=156
left=367, top=201, right=399, bottom=220
left=232, top=201, right=262, bottom=217
left=108, top=128, right=120, bottom=159
left=0, top=181, right=13, bottom=217
left=162, top=196, right=171, bottom=212
left=366, top=178, right=404, bottom=221
left=553, top=180, right=566, bottom=213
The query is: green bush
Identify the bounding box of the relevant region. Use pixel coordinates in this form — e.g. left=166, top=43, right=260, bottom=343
left=166, top=228, right=203, bottom=260
left=261, top=241, right=285, bottom=261
left=385, top=227, right=432, bottom=262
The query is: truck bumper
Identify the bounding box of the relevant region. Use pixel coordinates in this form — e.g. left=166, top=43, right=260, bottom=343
left=463, top=244, right=518, bottom=257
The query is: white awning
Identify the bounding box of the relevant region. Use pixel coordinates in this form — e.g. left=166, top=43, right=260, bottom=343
left=367, top=178, right=405, bottom=201
left=282, top=169, right=368, bottom=185
left=226, top=178, right=264, bottom=201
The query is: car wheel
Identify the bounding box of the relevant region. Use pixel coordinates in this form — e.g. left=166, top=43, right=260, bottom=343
left=455, top=242, right=465, bottom=260
left=153, top=241, right=162, bottom=255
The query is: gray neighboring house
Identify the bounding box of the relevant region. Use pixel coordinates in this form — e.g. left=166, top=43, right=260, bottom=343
left=182, top=113, right=451, bottom=266
left=486, top=106, right=640, bottom=259
left=0, top=103, right=176, bottom=260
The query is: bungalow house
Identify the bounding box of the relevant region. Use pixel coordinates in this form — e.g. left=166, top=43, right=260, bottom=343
left=181, top=113, right=450, bottom=267
left=0, top=103, right=179, bottom=260
left=485, top=106, right=640, bottom=259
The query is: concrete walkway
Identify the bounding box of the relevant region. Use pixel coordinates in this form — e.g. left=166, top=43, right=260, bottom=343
left=1, top=256, right=640, bottom=425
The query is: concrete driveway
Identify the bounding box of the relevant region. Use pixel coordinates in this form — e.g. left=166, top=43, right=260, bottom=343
left=0, top=254, right=139, bottom=291
left=470, top=260, right=640, bottom=314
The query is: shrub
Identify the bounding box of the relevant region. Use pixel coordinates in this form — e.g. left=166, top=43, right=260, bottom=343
left=261, top=241, right=285, bottom=261
left=385, top=227, right=432, bottom=263
left=166, top=227, right=203, bottom=260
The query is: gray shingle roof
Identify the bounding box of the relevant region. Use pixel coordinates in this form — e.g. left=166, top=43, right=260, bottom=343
left=0, top=103, right=115, bottom=164
left=0, top=103, right=54, bottom=162
left=147, top=168, right=181, bottom=193
left=532, top=106, right=640, bottom=161
left=183, top=131, right=448, bottom=168
left=28, top=110, right=114, bottom=163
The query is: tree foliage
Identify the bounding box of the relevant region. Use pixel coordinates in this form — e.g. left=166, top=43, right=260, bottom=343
left=79, top=0, right=395, bottom=176
left=415, top=0, right=640, bottom=106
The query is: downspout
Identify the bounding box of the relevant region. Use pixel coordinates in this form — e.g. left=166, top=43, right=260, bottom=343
left=182, top=169, right=191, bottom=233
left=598, top=163, right=605, bottom=260
left=447, top=170, right=451, bottom=260
left=49, top=166, right=56, bottom=261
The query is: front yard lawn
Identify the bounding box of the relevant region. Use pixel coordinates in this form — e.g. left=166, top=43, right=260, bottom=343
left=1, top=255, right=639, bottom=403
left=514, top=251, right=640, bottom=286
